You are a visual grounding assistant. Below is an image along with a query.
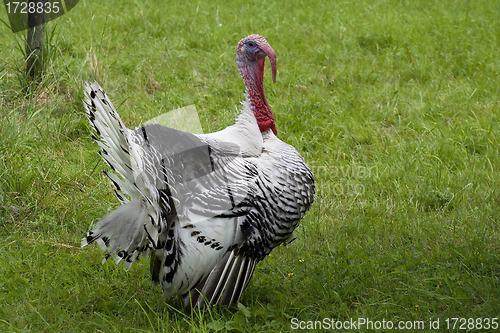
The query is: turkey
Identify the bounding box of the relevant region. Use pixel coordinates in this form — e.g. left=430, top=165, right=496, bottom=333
left=82, top=34, right=315, bottom=308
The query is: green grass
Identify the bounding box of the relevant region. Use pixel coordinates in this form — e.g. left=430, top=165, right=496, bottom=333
left=1, top=0, right=500, bottom=331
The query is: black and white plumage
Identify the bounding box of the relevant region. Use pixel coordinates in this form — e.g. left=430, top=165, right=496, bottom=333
left=82, top=34, right=315, bottom=308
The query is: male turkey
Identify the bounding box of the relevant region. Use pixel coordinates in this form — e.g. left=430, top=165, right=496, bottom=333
left=82, top=34, right=315, bottom=308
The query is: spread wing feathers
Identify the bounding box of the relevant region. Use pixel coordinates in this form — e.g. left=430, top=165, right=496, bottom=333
left=217, top=144, right=315, bottom=261
left=184, top=250, right=257, bottom=308
left=181, top=147, right=314, bottom=308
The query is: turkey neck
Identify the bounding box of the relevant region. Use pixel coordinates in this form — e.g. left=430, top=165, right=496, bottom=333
left=237, top=57, right=277, bottom=135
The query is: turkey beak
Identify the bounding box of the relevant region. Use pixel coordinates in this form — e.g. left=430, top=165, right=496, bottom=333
left=259, top=43, right=277, bottom=83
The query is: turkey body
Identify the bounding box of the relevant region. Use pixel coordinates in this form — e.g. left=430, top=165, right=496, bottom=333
left=82, top=35, right=315, bottom=308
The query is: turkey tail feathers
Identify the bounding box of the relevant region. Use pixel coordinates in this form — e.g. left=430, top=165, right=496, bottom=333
left=83, top=81, right=140, bottom=202
left=81, top=199, right=152, bottom=269
left=83, top=81, right=155, bottom=268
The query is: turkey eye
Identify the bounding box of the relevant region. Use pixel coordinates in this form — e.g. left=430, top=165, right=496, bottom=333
left=247, top=41, right=255, bottom=47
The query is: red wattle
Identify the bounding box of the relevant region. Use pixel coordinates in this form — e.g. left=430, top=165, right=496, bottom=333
left=236, top=35, right=278, bottom=135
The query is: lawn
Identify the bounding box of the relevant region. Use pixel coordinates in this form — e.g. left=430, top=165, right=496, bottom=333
left=1, top=0, right=499, bottom=331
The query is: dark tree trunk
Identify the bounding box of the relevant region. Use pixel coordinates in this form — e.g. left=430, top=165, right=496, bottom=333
left=26, top=1, right=46, bottom=79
